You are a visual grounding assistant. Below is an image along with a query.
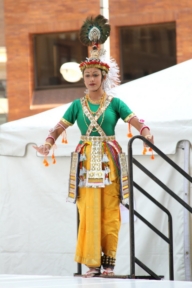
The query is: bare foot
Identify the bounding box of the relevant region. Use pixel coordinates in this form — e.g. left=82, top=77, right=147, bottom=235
left=83, top=268, right=101, bottom=278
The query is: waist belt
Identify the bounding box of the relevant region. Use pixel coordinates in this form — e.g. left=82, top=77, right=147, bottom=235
left=80, top=135, right=116, bottom=142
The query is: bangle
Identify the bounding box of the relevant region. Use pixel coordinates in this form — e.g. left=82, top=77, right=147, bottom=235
left=128, top=115, right=137, bottom=124
left=58, top=122, right=66, bottom=130
left=44, top=142, right=52, bottom=148
left=46, top=135, right=55, bottom=144
left=140, top=125, right=150, bottom=135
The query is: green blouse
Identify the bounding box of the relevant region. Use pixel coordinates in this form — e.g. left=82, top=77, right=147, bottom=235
left=62, top=97, right=133, bottom=136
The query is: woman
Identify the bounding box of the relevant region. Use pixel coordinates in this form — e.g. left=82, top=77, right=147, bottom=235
left=34, top=15, right=154, bottom=277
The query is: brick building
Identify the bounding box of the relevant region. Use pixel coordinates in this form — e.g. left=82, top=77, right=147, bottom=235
left=4, top=0, right=192, bottom=121
left=0, top=0, right=6, bottom=124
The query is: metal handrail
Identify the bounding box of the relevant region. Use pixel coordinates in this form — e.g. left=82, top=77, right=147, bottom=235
left=133, top=158, right=192, bottom=213
left=125, top=203, right=170, bottom=243
left=128, top=135, right=192, bottom=280
left=75, top=210, right=82, bottom=276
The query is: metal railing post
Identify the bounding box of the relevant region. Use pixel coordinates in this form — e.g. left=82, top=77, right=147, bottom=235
left=127, top=135, right=192, bottom=280
left=128, top=140, right=135, bottom=278
left=76, top=208, right=82, bottom=275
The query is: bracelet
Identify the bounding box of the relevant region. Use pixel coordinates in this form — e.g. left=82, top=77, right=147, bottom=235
left=128, top=115, right=137, bottom=124
left=44, top=142, right=52, bottom=148
left=46, top=135, right=55, bottom=144
left=58, top=122, right=66, bottom=130
left=140, top=125, right=150, bottom=135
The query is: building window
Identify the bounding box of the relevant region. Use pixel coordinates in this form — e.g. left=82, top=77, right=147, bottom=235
left=0, top=80, right=7, bottom=124
left=120, top=22, right=176, bottom=82
left=34, top=31, right=87, bottom=89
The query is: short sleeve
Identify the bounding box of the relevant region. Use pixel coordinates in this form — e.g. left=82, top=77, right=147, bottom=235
left=112, top=97, right=135, bottom=122
left=61, top=99, right=80, bottom=126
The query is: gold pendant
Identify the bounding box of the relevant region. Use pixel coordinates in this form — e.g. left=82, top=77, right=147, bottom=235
left=86, top=170, right=105, bottom=187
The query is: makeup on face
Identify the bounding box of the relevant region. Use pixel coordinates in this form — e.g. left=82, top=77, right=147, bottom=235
left=84, top=68, right=102, bottom=90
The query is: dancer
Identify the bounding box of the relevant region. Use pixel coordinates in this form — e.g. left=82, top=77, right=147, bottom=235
left=34, top=15, right=154, bottom=277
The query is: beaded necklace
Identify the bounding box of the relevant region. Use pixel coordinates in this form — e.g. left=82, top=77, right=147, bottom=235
left=87, top=95, right=102, bottom=105
left=85, top=94, right=104, bottom=115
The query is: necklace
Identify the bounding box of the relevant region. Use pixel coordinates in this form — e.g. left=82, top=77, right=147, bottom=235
left=83, top=93, right=106, bottom=132
left=85, top=99, right=101, bottom=115
left=87, top=95, right=102, bottom=105
left=85, top=93, right=105, bottom=115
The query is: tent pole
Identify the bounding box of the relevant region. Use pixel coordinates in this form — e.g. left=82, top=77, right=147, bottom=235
left=179, top=141, right=192, bottom=281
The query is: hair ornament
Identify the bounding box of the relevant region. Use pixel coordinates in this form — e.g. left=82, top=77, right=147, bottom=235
left=79, top=14, right=110, bottom=46
left=79, top=15, right=120, bottom=93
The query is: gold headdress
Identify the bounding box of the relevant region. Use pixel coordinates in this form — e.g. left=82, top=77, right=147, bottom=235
left=79, top=15, right=110, bottom=73
left=79, top=15, right=120, bottom=92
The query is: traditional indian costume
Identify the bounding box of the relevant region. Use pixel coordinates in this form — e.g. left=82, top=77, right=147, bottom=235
left=43, top=15, right=151, bottom=273
left=61, top=93, right=135, bottom=268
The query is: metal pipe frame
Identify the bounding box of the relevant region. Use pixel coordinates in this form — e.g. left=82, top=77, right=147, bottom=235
left=128, top=135, right=192, bottom=280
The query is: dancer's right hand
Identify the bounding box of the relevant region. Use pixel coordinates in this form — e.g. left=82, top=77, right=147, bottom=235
left=33, top=145, right=50, bottom=156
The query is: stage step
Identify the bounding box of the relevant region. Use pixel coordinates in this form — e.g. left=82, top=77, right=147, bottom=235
left=74, top=273, right=164, bottom=280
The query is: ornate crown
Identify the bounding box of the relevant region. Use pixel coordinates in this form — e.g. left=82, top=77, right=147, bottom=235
left=79, top=15, right=110, bottom=73
left=79, top=15, right=120, bottom=92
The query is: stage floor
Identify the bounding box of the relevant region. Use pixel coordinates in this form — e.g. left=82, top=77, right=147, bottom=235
left=0, top=275, right=191, bottom=288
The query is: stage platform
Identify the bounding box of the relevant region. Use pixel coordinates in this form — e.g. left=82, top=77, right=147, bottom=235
left=0, top=275, right=191, bottom=288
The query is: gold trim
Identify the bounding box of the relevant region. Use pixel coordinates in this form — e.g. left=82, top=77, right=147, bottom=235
left=60, top=118, right=73, bottom=126
left=80, top=135, right=115, bottom=142
left=79, top=96, right=114, bottom=188
left=69, top=192, right=75, bottom=198
left=87, top=94, right=104, bottom=105
left=119, top=152, right=129, bottom=203
left=67, top=152, right=79, bottom=203
left=124, top=113, right=136, bottom=123
left=86, top=140, right=105, bottom=188
left=80, top=95, right=113, bottom=136
left=79, top=63, right=109, bottom=73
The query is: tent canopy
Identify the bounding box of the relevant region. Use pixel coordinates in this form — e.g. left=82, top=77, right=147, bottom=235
left=0, top=60, right=192, bottom=280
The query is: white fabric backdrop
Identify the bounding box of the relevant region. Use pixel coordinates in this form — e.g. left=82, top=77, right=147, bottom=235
left=0, top=60, right=192, bottom=280
left=0, top=145, right=188, bottom=279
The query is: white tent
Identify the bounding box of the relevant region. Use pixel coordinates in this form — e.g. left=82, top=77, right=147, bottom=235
left=0, top=60, right=192, bottom=280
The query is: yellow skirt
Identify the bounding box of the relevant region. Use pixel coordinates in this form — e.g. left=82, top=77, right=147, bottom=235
left=74, top=143, right=121, bottom=267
